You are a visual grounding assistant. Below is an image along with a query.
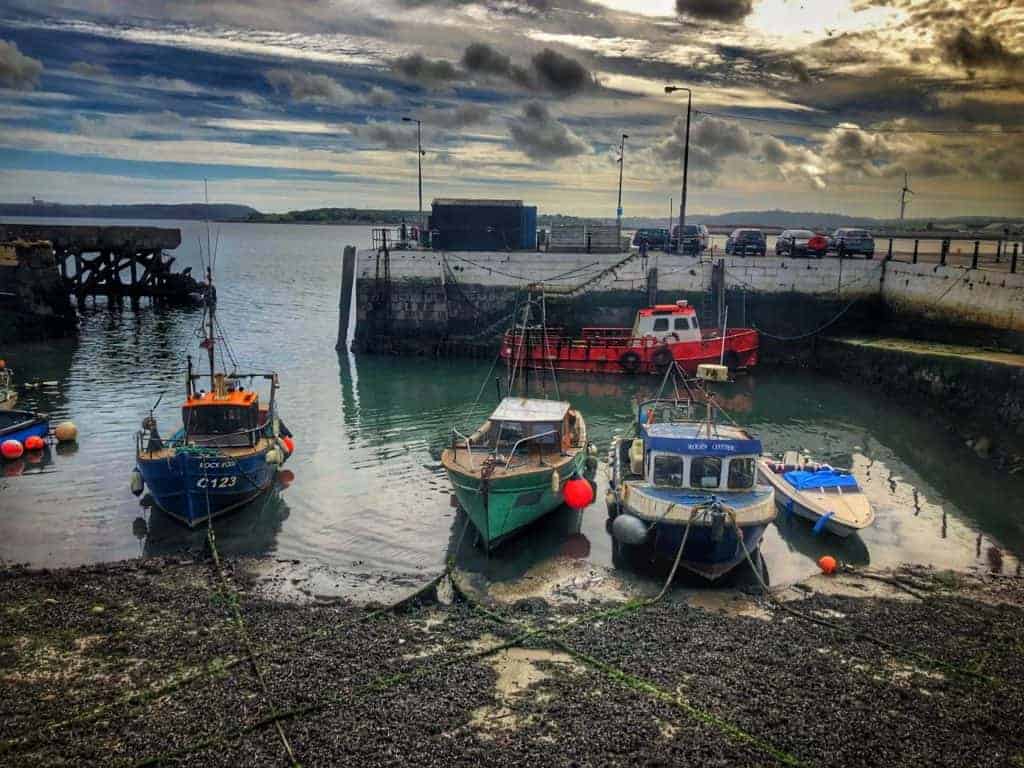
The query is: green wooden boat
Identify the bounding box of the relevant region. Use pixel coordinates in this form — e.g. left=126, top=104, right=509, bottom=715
left=442, top=397, right=591, bottom=551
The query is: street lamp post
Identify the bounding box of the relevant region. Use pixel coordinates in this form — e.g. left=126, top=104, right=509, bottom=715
left=616, top=133, right=628, bottom=248
left=664, top=86, right=692, bottom=254
left=402, top=116, right=425, bottom=234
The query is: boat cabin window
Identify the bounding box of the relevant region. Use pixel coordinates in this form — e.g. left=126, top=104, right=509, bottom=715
left=674, top=318, right=688, bottom=330
left=652, top=318, right=669, bottom=332
left=492, top=420, right=560, bottom=447
left=727, top=457, right=755, bottom=489
left=690, top=456, right=722, bottom=489
left=183, top=405, right=258, bottom=448
left=652, top=454, right=684, bottom=486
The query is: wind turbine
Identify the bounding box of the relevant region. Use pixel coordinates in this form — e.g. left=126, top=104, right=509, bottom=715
left=899, top=172, right=914, bottom=220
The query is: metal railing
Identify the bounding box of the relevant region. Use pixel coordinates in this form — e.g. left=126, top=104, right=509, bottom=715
left=451, top=428, right=476, bottom=470
left=504, top=430, right=559, bottom=471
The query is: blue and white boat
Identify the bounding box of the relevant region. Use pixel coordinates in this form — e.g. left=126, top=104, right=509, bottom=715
left=0, top=409, right=49, bottom=445
left=133, top=258, right=291, bottom=527
left=607, top=366, right=775, bottom=580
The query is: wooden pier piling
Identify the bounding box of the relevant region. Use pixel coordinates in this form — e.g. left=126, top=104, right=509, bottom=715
left=335, top=245, right=357, bottom=351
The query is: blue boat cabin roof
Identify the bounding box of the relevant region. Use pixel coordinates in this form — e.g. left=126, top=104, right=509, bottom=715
left=643, top=422, right=761, bottom=456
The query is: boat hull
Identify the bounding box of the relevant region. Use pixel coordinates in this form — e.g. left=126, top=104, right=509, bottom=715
left=0, top=411, right=49, bottom=444
left=615, top=483, right=776, bottom=580
left=757, top=461, right=873, bottom=538
left=446, top=451, right=589, bottom=550
left=501, top=329, right=759, bottom=376
left=137, top=448, right=276, bottom=528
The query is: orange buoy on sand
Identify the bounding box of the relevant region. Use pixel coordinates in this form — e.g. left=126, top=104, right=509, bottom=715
left=24, top=435, right=45, bottom=451
left=1, top=439, right=24, bottom=460
left=818, top=555, right=838, bottom=575
left=563, top=477, right=595, bottom=510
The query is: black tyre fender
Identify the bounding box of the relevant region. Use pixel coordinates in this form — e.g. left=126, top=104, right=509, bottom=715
left=618, top=350, right=642, bottom=373
left=651, top=345, right=674, bottom=370
left=723, top=350, right=740, bottom=372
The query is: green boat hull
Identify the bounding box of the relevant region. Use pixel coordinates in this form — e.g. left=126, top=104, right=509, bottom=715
left=447, top=452, right=590, bottom=550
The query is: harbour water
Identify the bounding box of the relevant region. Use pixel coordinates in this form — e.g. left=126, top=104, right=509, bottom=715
left=2, top=219, right=1021, bottom=599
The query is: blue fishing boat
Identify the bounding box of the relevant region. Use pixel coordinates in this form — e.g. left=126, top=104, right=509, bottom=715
left=133, top=202, right=290, bottom=527
left=607, top=364, right=775, bottom=580
left=0, top=409, right=49, bottom=445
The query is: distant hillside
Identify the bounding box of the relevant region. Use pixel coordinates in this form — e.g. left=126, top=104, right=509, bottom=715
left=620, top=211, right=1024, bottom=234
left=0, top=202, right=259, bottom=221
left=246, top=208, right=420, bottom=225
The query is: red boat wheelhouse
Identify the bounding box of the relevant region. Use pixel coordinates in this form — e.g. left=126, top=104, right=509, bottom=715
left=500, top=301, right=758, bottom=376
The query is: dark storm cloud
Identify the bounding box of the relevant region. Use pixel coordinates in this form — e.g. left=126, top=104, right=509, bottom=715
left=942, top=28, right=1022, bottom=75
left=265, top=68, right=360, bottom=105
left=396, top=43, right=591, bottom=95
left=0, top=39, right=43, bottom=90
left=507, top=101, right=588, bottom=160
left=531, top=48, right=591, bottom=95
left=675, top=0, right=753, bottom=23
left=397, top=0, right=551, bottom=12
left=392, top=53, right=460, bottom=83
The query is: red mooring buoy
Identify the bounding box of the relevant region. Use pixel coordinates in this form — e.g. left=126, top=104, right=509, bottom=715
left=1, top=439, right=24, bottom=460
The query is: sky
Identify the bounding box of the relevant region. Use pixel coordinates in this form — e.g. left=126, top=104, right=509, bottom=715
left=0, top=0, right=1022, bottom=218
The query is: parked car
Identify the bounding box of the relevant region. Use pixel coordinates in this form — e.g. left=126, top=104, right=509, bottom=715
left=725, top=229, right=766, bottom=257
left=830, top=228, right=875, bottom=258
left=672, top=224, right=709, bottom=255
left=632, top=228, right=670, bottom=250
left=776, top=229, right=828, bottom=258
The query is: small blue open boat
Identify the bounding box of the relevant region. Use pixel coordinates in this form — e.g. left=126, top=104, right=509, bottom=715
left=0, top=410, right=49, bottom=446
left=607, top=365, right=775, bottom=580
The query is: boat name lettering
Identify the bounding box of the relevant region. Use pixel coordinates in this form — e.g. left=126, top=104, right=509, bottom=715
left=685, top=441, right=737, bottom=452
left=198, top=460, right=237, bottom=469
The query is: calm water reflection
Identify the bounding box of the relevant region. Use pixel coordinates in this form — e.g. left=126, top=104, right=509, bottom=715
left=1, top=219, right=1021, bottom=598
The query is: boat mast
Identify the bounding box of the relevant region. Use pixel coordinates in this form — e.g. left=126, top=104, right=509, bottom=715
left=204, top=179, right=216, bottom=389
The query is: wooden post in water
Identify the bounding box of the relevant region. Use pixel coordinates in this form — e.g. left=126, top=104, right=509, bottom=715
left=335, top=245, right=357, bottom=351
left=971, top=240, right=979, bottom=269
left=912, top=240, right=919, bottom=263
left=1012, top=243, right=1019, bottom=274
left=886, top=238, right=893, bottom=260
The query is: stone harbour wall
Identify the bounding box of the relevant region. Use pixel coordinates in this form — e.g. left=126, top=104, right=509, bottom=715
left=0, top=240, right=77, bottom=343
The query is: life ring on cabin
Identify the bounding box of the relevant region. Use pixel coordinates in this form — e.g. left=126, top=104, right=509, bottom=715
left=618, top=350, right=642, bottom=373
left=652, top=345, right=674, bottom=370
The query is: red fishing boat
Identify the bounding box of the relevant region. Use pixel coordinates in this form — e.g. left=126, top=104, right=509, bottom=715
left=500, top=300, right=758, bottom=376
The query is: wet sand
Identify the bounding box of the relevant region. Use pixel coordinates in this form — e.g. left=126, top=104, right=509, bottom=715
left=2, top=556, right=1024, bottom=767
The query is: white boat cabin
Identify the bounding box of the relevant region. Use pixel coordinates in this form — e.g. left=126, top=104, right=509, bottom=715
left=631, top=301, right=701, bottom=343
left=469, top=397, right=575, bottom=451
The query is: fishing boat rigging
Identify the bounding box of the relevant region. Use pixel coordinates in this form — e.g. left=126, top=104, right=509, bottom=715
left=442, top=286, right=596, bottom=551
left=133, top=186, right=293, bottom=527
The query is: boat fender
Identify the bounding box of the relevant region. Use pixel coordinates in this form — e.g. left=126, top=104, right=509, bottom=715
left=130, top=467, right=144, bottom=496
left=550, top=470, right=560, bottom=494
left=611, top=514, right=648, bottom=546
left=563, top=477, right=594, bottom=509
left=282, top=436, right=295, bottom=456
left=618, top=350, right=641, bottom=373
left=710, top=507, right=726, bottom=542
left=812, top=511, right=835, bottom=536
left=266, top=447, right=283, bottom=466
left=24, top=435, right=45, bottom=451
left=587, top=443, right=598, bottom=457
left=629, top=438, right=644, bottom=476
